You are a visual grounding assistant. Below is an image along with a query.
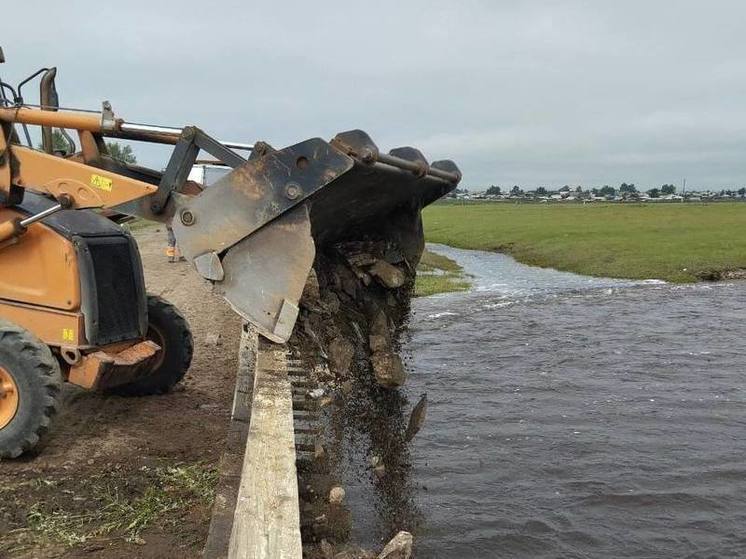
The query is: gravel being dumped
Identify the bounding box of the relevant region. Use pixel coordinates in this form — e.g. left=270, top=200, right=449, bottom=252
left=289, top=239, right=423, bottom=559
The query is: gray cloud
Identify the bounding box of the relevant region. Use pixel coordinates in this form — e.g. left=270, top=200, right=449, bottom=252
left=3, top=0, right=745, bottom=189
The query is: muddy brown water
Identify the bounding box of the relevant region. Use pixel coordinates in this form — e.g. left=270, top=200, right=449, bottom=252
left=345, top=245, right=746, bottom=558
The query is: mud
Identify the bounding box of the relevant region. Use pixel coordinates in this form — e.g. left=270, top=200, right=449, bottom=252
left=0, top=226, right=241, bottom=558
left=288, top=241, right=422, bottom=558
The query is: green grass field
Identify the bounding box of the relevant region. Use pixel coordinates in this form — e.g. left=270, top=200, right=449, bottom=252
left=414, top=249, right=471, bottom=296
left=422, top=202, right=746, bottom=282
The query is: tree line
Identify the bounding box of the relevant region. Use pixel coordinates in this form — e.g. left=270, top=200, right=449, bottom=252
left=480, top=183, right=746, bottom=198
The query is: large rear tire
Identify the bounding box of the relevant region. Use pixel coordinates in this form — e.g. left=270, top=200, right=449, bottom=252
left=111, top=295, right=193, bottom=396
left=0, top=320, right=62, bottom=459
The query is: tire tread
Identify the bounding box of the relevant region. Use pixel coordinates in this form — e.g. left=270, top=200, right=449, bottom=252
left=0, top=320, right=62, bottom=459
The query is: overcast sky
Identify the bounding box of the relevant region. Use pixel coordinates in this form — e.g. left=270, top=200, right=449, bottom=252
left=3, top=1, right=745, bottom=189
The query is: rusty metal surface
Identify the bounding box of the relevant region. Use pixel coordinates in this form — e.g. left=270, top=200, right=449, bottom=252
left=67, top=340, right=160, bottom=390
left=172, top=138, right=352, bottom=263
left=218, top=204, right=315, bottom=344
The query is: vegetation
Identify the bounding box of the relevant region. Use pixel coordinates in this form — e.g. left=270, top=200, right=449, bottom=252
left=1, top=462, right=216, bottom=553
left=423, top=202, right=746, bottom=282
left=106, top=141, right=137, bottom=164
left=415, top=249, right=471, bottom=296
left=40, top=130, right=137, bottom=164
left=459, top=182, right=746, bottom=202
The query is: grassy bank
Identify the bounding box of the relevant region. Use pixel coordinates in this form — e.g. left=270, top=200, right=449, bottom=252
left=422, top=202, right=746, bottom=282
left=415, top=249, right=471, bottom=296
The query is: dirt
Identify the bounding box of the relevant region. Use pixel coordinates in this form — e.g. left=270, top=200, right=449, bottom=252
left=289, top=241, right=421, bottom=558
left=696, top=268, right=746, bottom=281
left=0, top=225, right=241, bottom=559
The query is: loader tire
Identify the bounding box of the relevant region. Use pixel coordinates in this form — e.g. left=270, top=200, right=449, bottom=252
left=112, top=295, right=193, bottom=396
left=0, top=320, right=62, bottom=459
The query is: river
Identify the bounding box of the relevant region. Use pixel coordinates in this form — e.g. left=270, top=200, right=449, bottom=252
left=400, top=244, right=746, bottom=558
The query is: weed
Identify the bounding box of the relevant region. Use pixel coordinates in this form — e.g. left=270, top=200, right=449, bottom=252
left=2, top=462, right=217, bottom=552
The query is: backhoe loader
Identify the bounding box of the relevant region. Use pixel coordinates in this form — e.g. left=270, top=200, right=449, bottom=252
left=0, top=47, right=460, bottom=458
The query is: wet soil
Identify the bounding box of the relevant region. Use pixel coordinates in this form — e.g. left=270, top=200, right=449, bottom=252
left=0, top=225, right=241, bottom=558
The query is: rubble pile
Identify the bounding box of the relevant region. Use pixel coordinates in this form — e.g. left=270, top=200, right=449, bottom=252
left=290, top=239, right=423, bottom=559
left=294, top=240, right=416, bottom=390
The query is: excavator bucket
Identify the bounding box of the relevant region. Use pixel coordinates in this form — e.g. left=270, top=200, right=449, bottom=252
left=171, top=130, right=460, bottom=343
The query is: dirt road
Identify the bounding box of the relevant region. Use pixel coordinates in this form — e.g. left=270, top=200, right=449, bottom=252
left=0, top=225, right=241, bottom=558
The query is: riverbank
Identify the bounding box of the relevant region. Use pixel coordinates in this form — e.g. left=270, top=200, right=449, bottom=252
left=414, top=249, right=471, bottom=297
left=422, top=202, right=746, bottom=283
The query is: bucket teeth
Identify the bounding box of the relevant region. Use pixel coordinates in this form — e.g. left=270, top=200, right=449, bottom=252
left=389, top=146, right=427, bottom=163
left=432, top=159, right=462, bottom=181
left=388, top=147, right=429, bottom=177
left=330, top=129, right=379, bottom=161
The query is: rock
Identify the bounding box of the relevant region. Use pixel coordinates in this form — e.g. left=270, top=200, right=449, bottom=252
left=382, top=245, right=405, bottom=265
left=342, top=276, right=359, bottom=298
left=370, top=455, right=387, bottom=478
left=204, top=332, right=221, bottom=346
left=351, top=321, right=366, bottom=344
left=312, top=513, right=329, bottom=536
left=369, top=260, right=407, bottom=289
left=328, top=337, right=355, bottom=375
left=303, top=268, right=321, bottom=302
left=320, top=539, right=335, bottom=559
left=340, top=380, right=354, bottom=396
left=349, top=263, right=373, bottom=286
left=371, top=352, right=406, bottom=388
left=369, top=309, right=391, bottom=340
left=329, top=486, right=346, bottom=505
left=369, top=334, right=389, bottom=354
left=308, top=388, right=325, bottom=400
left=321, top=291, right=341, bottom=314
left=404, top=394, right=427, bottom=442
left=334, top=264, right=360, bottom=298
left=377, top=531, right=413, bottom=559
left=345, top=252, right=377, bottom=268
left=314, top=440, right=326, bottom=460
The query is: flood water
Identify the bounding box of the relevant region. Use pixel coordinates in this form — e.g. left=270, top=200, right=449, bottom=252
left=402, top=244, right=746, bottom=558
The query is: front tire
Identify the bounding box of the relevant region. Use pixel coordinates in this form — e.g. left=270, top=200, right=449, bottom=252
left=111, top=295, right=193, bottom=396
left=0, top=320, right=62, bottom=459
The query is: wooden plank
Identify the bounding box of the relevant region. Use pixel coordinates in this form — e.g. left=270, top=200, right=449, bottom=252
left=204, top=324, right=257, bottom=559
left=228, top=339, right=302, bottom=559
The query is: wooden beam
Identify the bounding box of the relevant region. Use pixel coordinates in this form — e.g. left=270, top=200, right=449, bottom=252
left=228, top=340, right=302, bottom=559
left=203, top=324, right=257, bottom=559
